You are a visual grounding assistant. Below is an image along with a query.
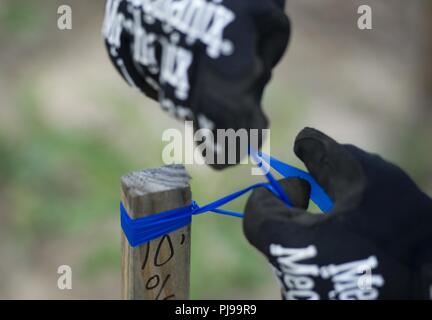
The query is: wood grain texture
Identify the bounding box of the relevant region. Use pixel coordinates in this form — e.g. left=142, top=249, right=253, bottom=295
left=121, top=165, right=191, bottom=300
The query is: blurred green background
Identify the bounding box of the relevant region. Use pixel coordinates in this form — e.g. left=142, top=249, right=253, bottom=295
left=0, top=0, right=430, bottom=299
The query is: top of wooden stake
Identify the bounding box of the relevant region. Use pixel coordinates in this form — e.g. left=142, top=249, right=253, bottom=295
left=121, top=164, right=191, bottom=196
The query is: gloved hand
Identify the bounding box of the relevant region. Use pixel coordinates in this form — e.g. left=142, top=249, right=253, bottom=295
left=244, top=127, right=432, bottom=300
left=102, top=0, right=290, bottom=168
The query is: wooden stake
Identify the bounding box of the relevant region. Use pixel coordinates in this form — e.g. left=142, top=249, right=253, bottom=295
left=120, top=165, right=191, bottom=300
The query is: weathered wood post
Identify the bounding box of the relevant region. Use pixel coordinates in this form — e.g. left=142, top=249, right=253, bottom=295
left=120, top=165, right=191, bottom=300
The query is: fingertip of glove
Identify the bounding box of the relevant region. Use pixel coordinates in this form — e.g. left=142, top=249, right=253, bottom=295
left=294, top=127, right=336, bottom=166
left=295, top=127, right=322, bottom=141
left=294, top=127, right=327, bottom=150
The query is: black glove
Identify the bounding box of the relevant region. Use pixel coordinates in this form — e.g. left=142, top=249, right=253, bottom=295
left=103, top=0, right=290, bottom=168
left=244, top=127, right=432, bottom=300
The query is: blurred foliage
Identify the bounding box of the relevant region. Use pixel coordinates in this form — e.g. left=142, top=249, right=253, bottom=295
left=0, top=1, right=47, bottom=41
left=81, top=242, right=120, bottom=278
left=0, top=77, right=290, bottom=298
left=8, top=87, right=133, bottom=239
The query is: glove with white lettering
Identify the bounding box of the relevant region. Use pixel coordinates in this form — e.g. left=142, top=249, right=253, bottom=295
left=243, top=127, right=432, bottom=300
left=103, top=0, right=290, bottom=168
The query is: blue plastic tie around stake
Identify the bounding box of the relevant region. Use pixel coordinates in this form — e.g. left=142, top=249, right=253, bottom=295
left=121, top=150, right=333, bottom=247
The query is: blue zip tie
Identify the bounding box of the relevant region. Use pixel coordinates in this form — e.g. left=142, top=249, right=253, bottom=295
left=254, top=150, right=333, bottom=212
left=121, top=153, right=333, bottom=247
